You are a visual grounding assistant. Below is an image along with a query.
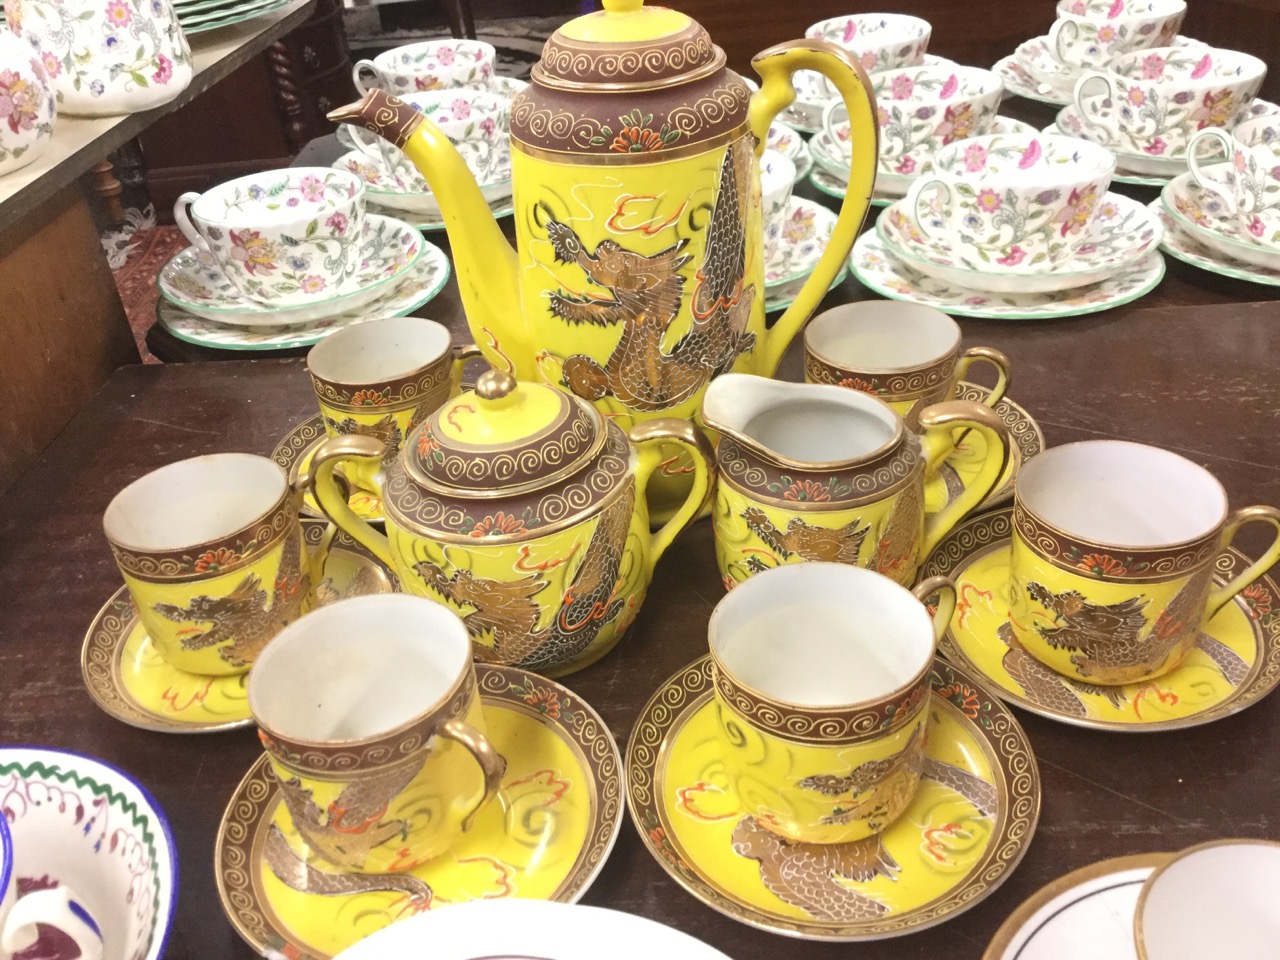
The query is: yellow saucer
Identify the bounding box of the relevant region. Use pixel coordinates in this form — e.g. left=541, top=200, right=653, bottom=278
left=923, top=385, right=1044, bottom=517
left=216, top=664, right=624, bottom=960
left=920, top=508, right=1280, bottom=731
left=626, top=656, right=1040, bottom=941
left=81, top=520, right=397, bottom=733
left=272, top=415, right=386, bottom=522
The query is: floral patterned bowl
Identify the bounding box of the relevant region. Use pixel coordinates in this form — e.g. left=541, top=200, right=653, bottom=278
left=174, top=167, right=367, bottom=307
left=0, top=746, right=177, bottom=960
left=1048, top=0, right=1186, bottom=69
left=903, top=133, right=1117, bottom=273
left=1072, top=45, right=1266, bottom=158
left=0, top=30, right=56, bottom=176
left=352, top=39, right=495, bottom=97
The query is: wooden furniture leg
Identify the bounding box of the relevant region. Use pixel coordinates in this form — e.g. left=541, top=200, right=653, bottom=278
left=88, top=158, right=125, bottom=225
left=267, top=40, right=307, bottom=154
left=443, top=0, right=476, bottom=39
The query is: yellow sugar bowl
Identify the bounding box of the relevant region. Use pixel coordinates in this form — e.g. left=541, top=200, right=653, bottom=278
left=308, top=369, right=715, bottom=676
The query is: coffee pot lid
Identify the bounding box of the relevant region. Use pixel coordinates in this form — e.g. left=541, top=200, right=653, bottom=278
left=533, top=0, right=724, bottom=91
left=409, top=370, right=606, bottom=495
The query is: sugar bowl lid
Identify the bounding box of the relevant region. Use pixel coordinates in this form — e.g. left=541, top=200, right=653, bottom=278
left=533, top=0, right=724, bottom=91
left=408, top=370, right=605, bottom=495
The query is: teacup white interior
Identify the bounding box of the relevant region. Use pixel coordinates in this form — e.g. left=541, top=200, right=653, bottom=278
left=1017, top=441, right=1227, bottom=546
left=103, top=453, right=286, bottom=552
left=249, top=594, right=470, bottom=742
left=709, top=563, right=934, bottom=706
left=761, top=149, right=796, bottom=200
left=190, top=167, right=362, bottom=226
left=703, top=375, right=900, bottom=463
left=308, top=316, right=450, bottom=384
left=806, top=302, right=959, bottom=371
left=1137, top=841, right=1280, bottom=959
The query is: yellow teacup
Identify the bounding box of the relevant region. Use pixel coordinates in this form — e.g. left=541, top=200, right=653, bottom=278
left=102, top=453, right=315, bottom=676
left=247, top=594, right=504, bottom=874
left=803, top=301, right=1010, bottom=429
left=306, top=316, right=481, bottom=493
left=1010, top=440, right=1280, bottom=685
left=709, top=562, right=956, bottom=844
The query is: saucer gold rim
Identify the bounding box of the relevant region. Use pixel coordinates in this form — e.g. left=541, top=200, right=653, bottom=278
left=936, top=383, right=1044, bottom=513
left=81, top=521, right=398, bottom=734
left=982, top=852, right=1174, bottom=960
left=626, top=655, right=1040, bottom=942
left=271, top=415, right=387, bottom=523
left=920, top=507, right=1280, bottom=732
left=215, top=663, right=624, bottom=960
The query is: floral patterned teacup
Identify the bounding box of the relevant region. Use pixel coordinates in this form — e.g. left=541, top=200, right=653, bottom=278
left=174, top=167, right=367, bottom=307
left=352, top=39, right=495, bottom=97
left=1188, top=114, right=1280, bottom=248
left=1073, top=45, right=1266, bottom=158
left=6, top=0, right=192, bottom=117
left=902, top=133, right=1116, bottom=273
left=826, top=64, right=1002, bottom=178
left=798, top=13, right=931, bottom=103
left=0, top=30, right=56, bottom=177
left=1047, top=0, right=1186, bottom=69
left=761, top=149, right=795, bottom=266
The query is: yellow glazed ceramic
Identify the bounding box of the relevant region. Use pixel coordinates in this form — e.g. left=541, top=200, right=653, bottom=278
left=702, top=374, right=1009, bottom=588
left=102, top=453, right=319, bottom=677
left=272, top=415, right=387, bottom=522
left=1008, top=441, right=1280, bottom=685
left=307, top=317, right=482, bottom=495
left=308, top=369, right=714, bottom=677
left=217, top=664, right=624, bottom=960
left=248, top=595, right=505, bottom=875
left=326, top=0, right=880, bottom=518
left=708, top=562, right=957, bottom=845
left=81, top=521, right=396, bottom=734
left=626, top=655, right=1040, bottom=940
left=920, top=507, right=1280, bottom=732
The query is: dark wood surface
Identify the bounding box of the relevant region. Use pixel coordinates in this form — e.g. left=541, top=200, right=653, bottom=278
left=8, top=288, right=1280, bottom=957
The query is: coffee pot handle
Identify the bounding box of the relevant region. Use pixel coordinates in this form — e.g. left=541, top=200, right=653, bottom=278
left=308, top=435, right=395, bottom=567
left=1186, top=127, right=1241, bottom=214
left=911, top=575, right=957, bottom=643
left=438, top=717, right=505, bottom=832
left=1206, top=505, right=1280, bottom=618
left=1, top=885, right=102, bottom=960
left=628, top=418, right=718, bottom=570
left=747, top=39, right=878, bottom=376
left=917, top=400, right=1011, bottom=557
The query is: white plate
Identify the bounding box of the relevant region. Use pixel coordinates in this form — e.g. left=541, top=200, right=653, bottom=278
left=334, top=900, right=733, bottom=960
left=877, top=191, right=1162, bottom=293
left=1154, top=199, right=1280, bottom=285
left=994, top=54, right=1071, bottom=106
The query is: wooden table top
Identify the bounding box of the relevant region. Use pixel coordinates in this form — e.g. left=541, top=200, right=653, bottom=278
left=9, top=290, right=1280, bottom=957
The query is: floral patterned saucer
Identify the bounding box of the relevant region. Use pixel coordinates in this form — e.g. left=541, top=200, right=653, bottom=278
left=80, top=520, right=396, bottom=734
left=768, top=121, right=813, bottom=183
left=216, top=664, right=624, bottom=960
left=763, top=198, right=845, bottom=312
left=182, top=0, right=293, bottom=34
left=1152, top=200, right=1280, bottom=286
left=159, top=215, right=425, bottom=326
left=156, top=245, right=450, bottom=351
left=1161, top=169, right=1280, bottom=271
left=271, top=415, right=387, bottom=522
left=850, top=230, right=1165, bottom=320
left=983, top=853, right=1173, bottom=960
left=919, top=508, right=1280, bottom=732
left=994, top=53, right=1070, bottom=107
left=923, top=382, right=1044, bottom=517
left=877, top=192, right=1162, bottom=294
left=332, top=149, right=513, bottom=221
left=626, top=655, right=1040, bottom=941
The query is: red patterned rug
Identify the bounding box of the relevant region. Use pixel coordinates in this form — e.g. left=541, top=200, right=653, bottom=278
left=107, top=217, right=186, bottom=364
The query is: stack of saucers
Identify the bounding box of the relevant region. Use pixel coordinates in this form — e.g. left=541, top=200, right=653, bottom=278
left=156, top=166, right=450, bottom=352
left=993, top=0, right=1188, bottom=105
left=852, top=132, right=1167, bottom=319
left=174, top=0, right=291, bottom=35
left=1157, top=109, right=1280, bottom=286
left=332, top=40, right=524, bottom=231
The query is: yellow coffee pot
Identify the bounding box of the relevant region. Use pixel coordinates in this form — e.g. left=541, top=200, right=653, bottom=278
left=328, top=0, right=879, bottom=513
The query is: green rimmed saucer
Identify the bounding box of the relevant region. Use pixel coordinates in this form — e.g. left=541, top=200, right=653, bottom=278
left=626, top=655, right=1040, bottom=941
left=1152, top=200, right=1280, bottom=287
left=763, top=197, right=846, bottom=313
left=271, top=415, right=386, bottom=522
left=80, top=520, right=397, bottom=734
left=216, top=663, right=624, bottom=960
left=180, top=0, right=291, bottom=31
left=919, top=507, right=1280, bottom=732
left=923, top=382, right=1044, bottom=517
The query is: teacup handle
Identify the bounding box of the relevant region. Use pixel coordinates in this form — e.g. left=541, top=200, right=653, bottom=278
left=1047, top=18, right=1080, bottom=65
left=954, top=346, right=1011, bottom=409
left=1072, top=73, right=1117, bottom=139
left=911, top=575, right=957, bottom=643
left=820, top=98, right=847, bottom=158
left=173, top=191, right=211, bottom=255
left=1187, top=127, right=1241, bottom=214
left=628, top=418, right=718, bottom=569
left=1206, top=505, right=1280, bottom=618
left=902, top=176, right=950, bottom=242
left=351, top=58, right=385, bottom=95
left=437, top=717, right=505, bottom=831
left=345, top=123, right=389, bottom=162
left=309, top=435, right=395, bottom=567
left=1, top=885, right=102, bottom=960
left=917, top=400, right=1011, bottom=557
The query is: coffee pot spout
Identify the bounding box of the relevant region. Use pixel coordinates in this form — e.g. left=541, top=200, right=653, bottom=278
left=327, top=90, right=522, bottom=360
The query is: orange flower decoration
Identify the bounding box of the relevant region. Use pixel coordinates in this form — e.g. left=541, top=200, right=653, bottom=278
left=1077, top=553, right=1127, bottom=577
left=1242, top=583, right=1272, bottom=619
left=611, top=126, right=665, bottom=153
left=523, top=686, right=561, bottom=718
left=936, top=682, right=982, bottom=719
left=348, top=389, right=391, bottom=406
left=469, top=512, right=527, bottom=538
left=783, top=479, right=831, bottom=503
left=194, top=547, right=240, bottom=573
left=416, top=431, right=441, bottom=460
